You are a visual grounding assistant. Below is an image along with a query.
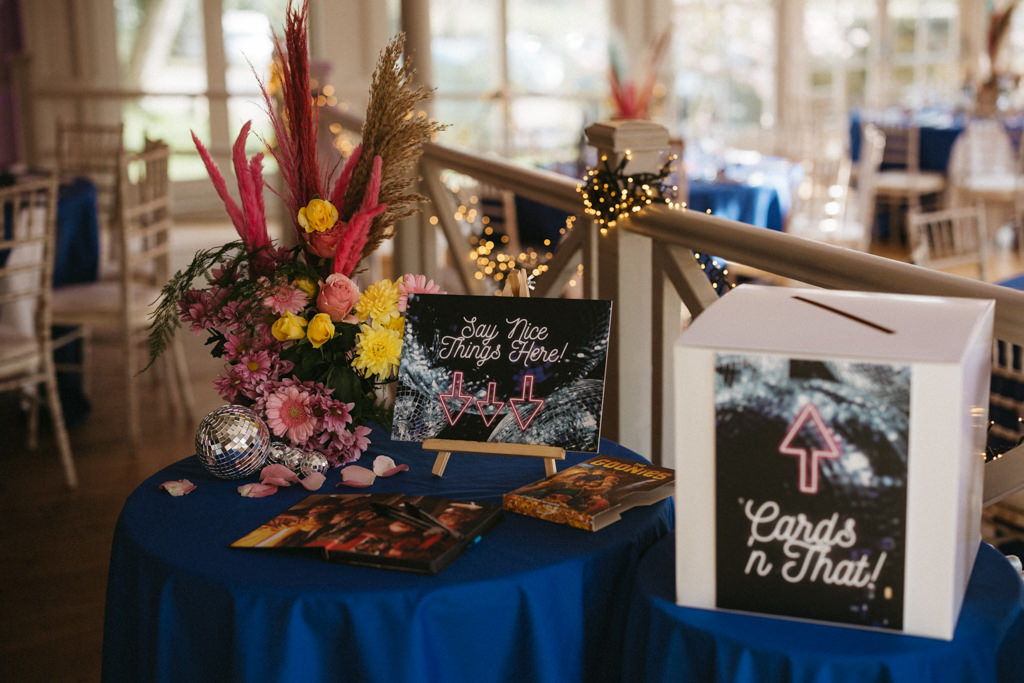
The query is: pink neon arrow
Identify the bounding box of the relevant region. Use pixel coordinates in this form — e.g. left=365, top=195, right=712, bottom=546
left=778, top=403, right=841, bottom=494
left=475, top=381, right=505, bottom=427
left=438, top=371, right=475, bottom=426
left=509, top=375, right=545, bottom=430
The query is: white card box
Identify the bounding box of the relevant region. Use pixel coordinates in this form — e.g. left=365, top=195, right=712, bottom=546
left=673, top=285, right=994, bottom=640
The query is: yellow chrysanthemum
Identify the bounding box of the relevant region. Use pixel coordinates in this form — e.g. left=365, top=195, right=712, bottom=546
left=352, top=321, right=403, bottom=380
left=354, top=278, right=401, bottom=325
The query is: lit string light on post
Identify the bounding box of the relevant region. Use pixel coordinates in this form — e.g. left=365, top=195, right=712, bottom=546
left=577, top=151, right=733, bottom=296
left=578, top=151, right=675, bottom=234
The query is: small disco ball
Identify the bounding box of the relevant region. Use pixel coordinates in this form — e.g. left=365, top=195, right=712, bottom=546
left=194, top=405, right=270, bottom=480
left=300, top=450, right=329, bottom=478
left=267, top=442, right=305, bottom=473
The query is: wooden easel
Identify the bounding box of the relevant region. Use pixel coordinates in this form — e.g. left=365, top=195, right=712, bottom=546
left=423, top=268, right=566, bottom=478
left=424, top=439, right=566, bottom=477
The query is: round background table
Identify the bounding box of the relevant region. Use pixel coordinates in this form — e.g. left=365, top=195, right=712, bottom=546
left=624, top=535, right=1024, bottom=682
left=101, top=429, right=672, bottom=683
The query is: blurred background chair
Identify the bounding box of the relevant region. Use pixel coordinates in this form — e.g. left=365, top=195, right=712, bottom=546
left=871, top=120, right=947, bottom=244
left=907, top=203, right=988, bottom=281
left=55, top=120, right=124, bottom=276
left=0, top=172, right=78, bottom=487
left=947, top=118, right=1022, bottom=252
left=51, top=142, right=196, bottom=454
left=787, top=123, right=884, bottom=252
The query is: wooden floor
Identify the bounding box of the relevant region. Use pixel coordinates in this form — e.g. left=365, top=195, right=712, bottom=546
left=0, top=223, right=230, bottom=683
left=1, top=222, right=1022, bottom=682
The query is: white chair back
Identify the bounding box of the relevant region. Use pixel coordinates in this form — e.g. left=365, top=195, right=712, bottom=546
left=907, top=203, right=989, bottom=281
left=0, top=173, right=77, bottom=487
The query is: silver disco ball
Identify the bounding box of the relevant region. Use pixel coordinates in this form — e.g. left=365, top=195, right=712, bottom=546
left=194, top=405, right=270, bottom=480
left=300, top=450, right=329, bottom=478
left=267, top=442, right=305, bottom=473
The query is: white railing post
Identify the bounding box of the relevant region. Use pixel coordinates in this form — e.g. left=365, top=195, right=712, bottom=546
left=585, top=120, right=670, bottom=456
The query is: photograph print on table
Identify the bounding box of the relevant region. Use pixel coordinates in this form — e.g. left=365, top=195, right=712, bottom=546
left=391, top=294, right=613, bottom=452
left=714, top=353, right=909, bottom=631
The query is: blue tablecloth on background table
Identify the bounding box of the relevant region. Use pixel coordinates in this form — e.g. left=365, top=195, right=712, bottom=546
left=848, top=109, right=1024, bottom=174
left=849, top=109, right=966, bottom=173
left=53, top=177, right=98, bottom=424
left=687, top=179, right=785, bottom=231
left=102, top=429, right=673, bottom=683
left=53, top=177, right=99, bottom=286
left=623, top=536, right=1024, bottom=682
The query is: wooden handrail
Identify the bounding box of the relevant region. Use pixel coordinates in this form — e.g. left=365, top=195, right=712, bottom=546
left=320, top=104, right=1024, bottom=505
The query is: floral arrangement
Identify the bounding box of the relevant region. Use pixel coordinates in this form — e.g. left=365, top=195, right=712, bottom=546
left=147, top=1, right=445, bottom=467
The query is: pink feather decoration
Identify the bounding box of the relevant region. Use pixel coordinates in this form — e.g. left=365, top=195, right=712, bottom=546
left=358, top=154, right=384, bottom=215
left=329, top=145, right=363, bottom=210
left=231, top=122, right=270, bottom=250
left=191, top=130, right=247, bottom=238
left=259, top=0, right=324, bottom=243
left=247, top=154, right=269, bottom=249
left=333, top=204, right=386, bottom=276
left=191, top=124, right=271, bottom=253
left=331, top=155, right=386, bottom=275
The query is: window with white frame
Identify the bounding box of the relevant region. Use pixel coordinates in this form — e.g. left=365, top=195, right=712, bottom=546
left=113, top=0, right=290, bottom=181
left=803, top=0, right=959, bottom=113
left=415, top=0, right=609, bottom=170
left=668, top=0, right=776, bottom=143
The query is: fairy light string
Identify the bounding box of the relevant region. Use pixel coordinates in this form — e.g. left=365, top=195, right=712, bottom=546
left=430, top=152, right=734, bottom=296
left=577, top=151, right=733, bottom=295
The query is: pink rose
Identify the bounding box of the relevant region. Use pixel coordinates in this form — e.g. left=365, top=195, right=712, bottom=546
left=317, top=273, right=361, bottom=321
left=304, top=223, right=346, bottom=258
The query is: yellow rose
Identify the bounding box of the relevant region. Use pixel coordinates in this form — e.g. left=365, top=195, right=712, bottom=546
left=297, top=198, right=339, bottom=233
left=295, top=277, right=317, bottom=298
left=271, top=311, right=308, bottom=341
left=307, top=313, right=335, bottom=349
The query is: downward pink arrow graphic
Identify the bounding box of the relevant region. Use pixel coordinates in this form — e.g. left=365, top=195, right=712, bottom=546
left=509, top=374, right=545, bottom=430
left=438, top=371, right=474, bottom=426
left=475, top=381, right=505, bottom=427
left=778, top=403, right=841, bottom=494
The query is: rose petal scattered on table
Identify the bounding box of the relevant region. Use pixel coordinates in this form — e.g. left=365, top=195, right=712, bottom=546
left=300, top=472, right=326, bottom=490
left=261, top=464, right=299, bottom=485
left=238, top=482, right=279, bottom=497
left=372, top=455, right=409, bottom=477
left=159, top=479, right=196, bottom=496
left=339, top=465, right=376, bottom=488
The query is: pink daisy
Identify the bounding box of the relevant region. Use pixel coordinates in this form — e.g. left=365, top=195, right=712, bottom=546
left=320, top=398, right=354, bottom=433
left=213, top=365, right=247, bottom=403
left=263, top=282, right=310, bottom=315
left=223, top=331, right=253, bottom=362
left=236, top=349, right=276, bottom=394
left=264, top=384, right=318, bottom=445
left=397, top=273, right=443, bottom=312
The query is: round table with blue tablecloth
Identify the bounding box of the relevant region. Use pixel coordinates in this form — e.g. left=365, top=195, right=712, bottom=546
left=102, top=428, right=673, bottom=683
left=623, top=535, right=1024, bottom=682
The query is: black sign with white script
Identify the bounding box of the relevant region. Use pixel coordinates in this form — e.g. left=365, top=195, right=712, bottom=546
left=714, top=353, right=909, bottom=631
left=391, top=294, right=612, bottom=451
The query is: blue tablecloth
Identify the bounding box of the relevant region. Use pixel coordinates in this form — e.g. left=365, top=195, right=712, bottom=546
left=102, top=429, right=673, bottom=683
left=687, top=179, right=785, bottom=231
left=845, top=110, right=1024, bottom=175
left=623, top=536, right=1024, bottom=682
left=53, top=178, right=98, bottom=424
left=53, top=177, right=99, bottom=286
